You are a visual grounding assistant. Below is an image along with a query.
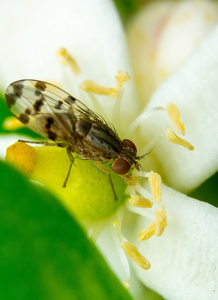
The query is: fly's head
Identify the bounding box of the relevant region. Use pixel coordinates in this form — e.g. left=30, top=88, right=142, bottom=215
left=111, top=139, right=142, bottom=175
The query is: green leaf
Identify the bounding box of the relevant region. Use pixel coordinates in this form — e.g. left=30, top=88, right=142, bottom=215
left=0, top=161, right=133, bottom=300
left=0, top=95, right=42, bottom=138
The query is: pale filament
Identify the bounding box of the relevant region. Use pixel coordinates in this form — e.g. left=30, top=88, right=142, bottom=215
left=114, top=219, right=150, bottom=271
left=112, top=217, right=131, bottom=284
left=80, top=70, right=130, bottom=127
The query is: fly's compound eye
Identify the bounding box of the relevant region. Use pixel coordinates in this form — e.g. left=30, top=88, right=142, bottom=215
left=123, top=139, right=137, bottom=152
left=111, top=158, right=131, bottom=175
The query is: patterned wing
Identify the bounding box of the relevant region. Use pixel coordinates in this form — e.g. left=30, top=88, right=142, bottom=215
left=5, top=79, right=92, bottom=143
left=5, top=79, right=120, bottom=144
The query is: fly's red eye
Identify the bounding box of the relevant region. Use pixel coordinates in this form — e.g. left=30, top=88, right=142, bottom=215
left=123, top=139, right=137, bottom=152
left=111, top=158, right=131, bottom=174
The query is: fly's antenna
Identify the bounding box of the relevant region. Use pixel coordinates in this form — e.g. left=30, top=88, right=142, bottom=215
left=136, top=144, right=156, bottom=161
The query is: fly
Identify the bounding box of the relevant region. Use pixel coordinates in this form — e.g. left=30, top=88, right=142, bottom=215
left=5, top=80, right=143, bottom=201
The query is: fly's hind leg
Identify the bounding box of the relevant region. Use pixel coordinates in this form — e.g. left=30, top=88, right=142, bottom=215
left=18, top=139, right=59, bottom=147
left=93, top=161, right=117, bottom=201
left=63, top=147, right=75, bottom=188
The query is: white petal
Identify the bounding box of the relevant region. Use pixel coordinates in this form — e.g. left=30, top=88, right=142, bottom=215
left=133, top=184, right=218, bottom=300
left=0, top=0, right=138, bottom=126
left=138, top=25, right=218, bottom=192
left=0, top=0, right=131, bottom=88
left=127, top=0, right=218, bottom=104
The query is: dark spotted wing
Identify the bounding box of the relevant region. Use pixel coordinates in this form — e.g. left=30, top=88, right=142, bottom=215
left=5, top=79, right=117, bottom=144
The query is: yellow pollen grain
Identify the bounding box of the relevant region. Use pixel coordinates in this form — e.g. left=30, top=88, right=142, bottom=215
left=58, top=47, right=80, bottom=74
left=3, top=116, right=24, bottom=130
left=138, top=222, right=156, bottom=241
left=167, top=102, right=185, bottom=135
left=80, top=80, right=117, bottom=98
left=148, top=171, right=161, bottom=204
left=155, top=207, right=167, bottom=236
left=120, top=174, right=137, bottom=186
left=129, top=195, right=153, bottom=208
left=6, top=141, right=37, bottom=175
left=166, top=127, right=194, bottom=150
left=115, top=70, right=131, bottom=91
left=121, top=241, right=150, bottom=270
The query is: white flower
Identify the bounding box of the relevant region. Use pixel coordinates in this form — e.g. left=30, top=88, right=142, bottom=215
left=1, top=1, right=218, bottom=300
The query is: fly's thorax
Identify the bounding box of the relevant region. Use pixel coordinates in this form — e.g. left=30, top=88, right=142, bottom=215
left=111, top=139, right=138, bottom=175
left=75, top=119, right=122, bottom=160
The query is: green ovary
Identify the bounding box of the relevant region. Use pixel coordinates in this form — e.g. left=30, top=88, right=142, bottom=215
left=32, top=146, right=127, bottom=222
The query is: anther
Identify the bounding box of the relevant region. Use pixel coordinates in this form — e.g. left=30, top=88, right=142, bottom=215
left=148, top=171, right=162, bottom=203
left=167, top=103, right=185, bottom=135
left=129, top=195, right=153, bottom=208
left=115, top=70, right=131, bottom=91
left=58, top=47, right=80, bottom=74
left=155, top=207, right=167, bottom=236
left=166, top=127, right=194, bottom=150
left=121, top=241, right=150, bottom=270
left=80, top=70, right=130, bottom=99
left=138, top=222, right=156, bottom=241
left=80, top=80, right=117, bottom=98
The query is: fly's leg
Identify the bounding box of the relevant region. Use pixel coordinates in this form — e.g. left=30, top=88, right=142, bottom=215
left=93, top=161, right=117, bottom=201
left=63, top=147, right=75, bottom=188
left=18, top=139, right=60, bottom=147
left=19, top=140, right=73, bottom=187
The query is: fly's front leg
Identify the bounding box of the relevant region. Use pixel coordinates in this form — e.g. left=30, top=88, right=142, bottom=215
left=63, top=147, right=75, bottom=188
left=93, top=161, right=117, bottom=201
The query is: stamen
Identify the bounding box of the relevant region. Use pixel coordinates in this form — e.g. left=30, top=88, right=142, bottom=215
left=166, top=127, right=194, bottom=150
left=133, top=170, right=150, bottom=178
left=148, top=171, right=162, bottom=204
left=111, top=219, right=131, bottom=284
left=80, top=70, right=130, bottom=99
left=115, top=70, right=131, bottom=91
left=138, top=207, right=168, bottom=241
left=113, top=71, right=130, bottom=130
left=134, top=182, right=153, bottom=201
left=167, top=103, right=185, bottom=135
left=155, top=207, right=167, bottom=236
left=3, top=116, right=24, bottom=130
left=58, top=47, right=80, bottom=74
left=129, top=195, right=153, bottom=208
left=138, top=222, right=156, bottom=241
left=80, top=80, right=117, bottom=98
left=121, top=241, right=150, bottom=270
left=120, top=174, right=137, bottom=186
left=127, top=202, right=155, bottom=220
left=113, top=219, right=125, bottom=242
left=126, top=106, right=165, bottom=137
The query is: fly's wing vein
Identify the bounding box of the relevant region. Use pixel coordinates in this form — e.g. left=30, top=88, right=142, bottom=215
left=5, top=79, right=120, bottom=144
left=5, top=80, right=79, bottom=143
